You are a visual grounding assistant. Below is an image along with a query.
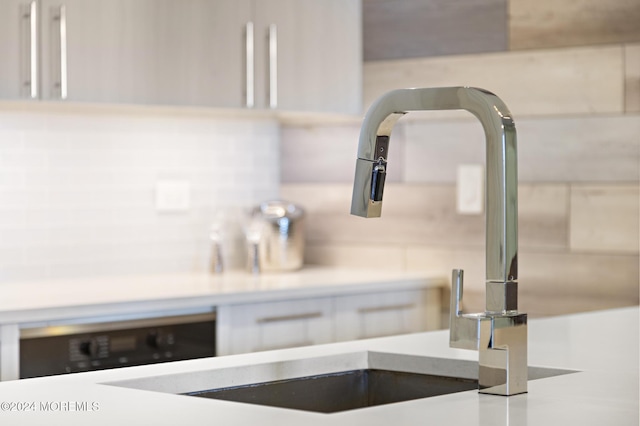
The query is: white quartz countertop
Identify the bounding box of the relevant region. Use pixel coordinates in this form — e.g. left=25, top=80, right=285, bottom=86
left=0, top=268, right=444, bottom=324
left=0, top=307, right=637, bottom=425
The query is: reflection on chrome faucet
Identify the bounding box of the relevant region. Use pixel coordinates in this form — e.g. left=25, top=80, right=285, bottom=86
left=479, top=393, right=527, bottom=425
left=350, top=87, right=527, bottom=396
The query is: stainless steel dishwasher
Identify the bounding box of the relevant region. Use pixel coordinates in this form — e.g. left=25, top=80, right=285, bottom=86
left=19, top=310, right=216, bottom=379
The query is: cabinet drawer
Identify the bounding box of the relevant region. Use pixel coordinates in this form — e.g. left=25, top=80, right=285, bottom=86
left=216, top=298, right=333, bottom=356
left=334, top=289, right=437, bottom=342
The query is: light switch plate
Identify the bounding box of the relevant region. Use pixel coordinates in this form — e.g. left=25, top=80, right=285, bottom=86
left=457, top=164, right=484, bottom=215
left=155, top=180, right=191, bottom=212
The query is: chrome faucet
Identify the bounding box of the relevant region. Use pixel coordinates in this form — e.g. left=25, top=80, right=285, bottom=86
left=351, top=87, right=527, bottom=396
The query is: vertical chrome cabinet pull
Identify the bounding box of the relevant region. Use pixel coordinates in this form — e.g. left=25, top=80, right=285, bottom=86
left=27, top=0, right=38, bottom=99
left=267, top=24, right=277, bottom=109
left=57, top=5, right=68, bottom=100
left=245, top=21, right=254, bottom=108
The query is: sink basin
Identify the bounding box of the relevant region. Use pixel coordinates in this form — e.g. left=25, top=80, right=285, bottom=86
left=107, top=351, right=575, bottom=413
left=186, top=368, right=478, bottom=413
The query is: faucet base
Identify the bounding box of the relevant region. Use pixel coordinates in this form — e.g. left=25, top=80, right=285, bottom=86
left=478, top=313, right=528, bottom=396
left=450, top=269, right=528, bottom=396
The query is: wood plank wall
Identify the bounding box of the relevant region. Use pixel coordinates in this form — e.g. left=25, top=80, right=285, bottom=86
left=363, top=0, right=640, bottom=60
left=280, top=0, right=639, bottom=318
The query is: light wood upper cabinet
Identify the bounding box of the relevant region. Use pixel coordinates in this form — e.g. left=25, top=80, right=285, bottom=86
left=0, top=0, right=361, bottom=114
left=138, top=0, right=250, bottom=107
left=253, top=0, right=362, bottom=114
left=0, top=0, right=36, bottom=99
left=39, top=0, right=154, bottom=103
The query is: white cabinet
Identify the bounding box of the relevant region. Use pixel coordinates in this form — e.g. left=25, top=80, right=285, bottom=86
left=216, top=297, right=334, bottom=356
left=334, top=289, right=441, bottom=341
left=0, top=0, right=247, bottom=105
left=0, top=0, right=36, bottom=99
left=0, top=0, right=152, bottom=102
left=251, top=0, right=362, bottom=114
left=0, top=0, right=361, bottom=113
left=143, top=0, right=251, bottom=108
left=43, top=0, right=250, bottom=106
left=40, top=0, right=153, bottom=103
left=217, top=288, right=441, bottom=356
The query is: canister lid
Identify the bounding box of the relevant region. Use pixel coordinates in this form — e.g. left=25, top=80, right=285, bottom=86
left=255, top=200, right=304, bottom=220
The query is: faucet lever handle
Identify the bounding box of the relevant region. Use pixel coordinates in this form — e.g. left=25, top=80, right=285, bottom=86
left=450, top=269, right=464, bottom=317
left=449, top=268, right=489, bottom=351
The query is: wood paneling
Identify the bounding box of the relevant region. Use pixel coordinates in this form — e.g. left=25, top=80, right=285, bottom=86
left=406, top=246, right=486, bottom=293
left=519, top=250, right=639, bottom=300
left=363, top=0, right=507, bottom=61
left=570, top=185, right=640, bottom=253
left=403, top=115, right=640, bottom=183
left=282, top=115, right=640, bottom=185
left=282, top=181, right=639, bottom=317
left=305, top=242, right=406, bottom=270
left=518, top=185, right=570, bottom=250
left=408, top=245, right=639, bottom=315
left=509, top=0, right=640, bottom=50
left=516, top=116, right=640, bottom=182
left=626, top=43, right=640, bottom=113
left=281, top=183, right=569, bottom=250
left=363, top=46, right=625, bottom=116
left=280, top=123, right=405, bottom=184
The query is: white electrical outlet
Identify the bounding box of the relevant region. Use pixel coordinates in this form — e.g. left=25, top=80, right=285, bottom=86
left=155, top=180, right=191, bottom=212
left=457, top=164, right=484, bottom=215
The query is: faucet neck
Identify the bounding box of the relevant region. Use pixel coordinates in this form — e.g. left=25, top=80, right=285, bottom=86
left=355, top=87, right=518, bottom=288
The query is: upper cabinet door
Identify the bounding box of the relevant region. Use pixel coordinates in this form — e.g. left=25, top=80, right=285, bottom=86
left=38, top=0, right=250, bottom=106
left=1, top=0, right=361, bottom=113
left=0, top=0, right=38, bottom=99
left=253, top=0, right=362, bottom=114
left=140, top=0, right=251, bottom=108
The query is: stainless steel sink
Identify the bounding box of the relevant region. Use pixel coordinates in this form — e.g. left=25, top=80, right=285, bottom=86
left=107, top=350, right=575, bottom=413
left=185, top=369, right=478, bottom=413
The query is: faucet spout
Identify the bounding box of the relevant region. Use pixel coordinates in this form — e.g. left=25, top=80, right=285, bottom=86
left=350, top=87, right=527, bottom=396
left=351, top=87, right=518, bottom=291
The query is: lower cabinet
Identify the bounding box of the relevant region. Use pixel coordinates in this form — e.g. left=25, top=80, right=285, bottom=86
left=216, top=298, right=334, bottom=356
left=216, top=288, right=441, bottom=356
left=334, top=289, right=440, bottom=342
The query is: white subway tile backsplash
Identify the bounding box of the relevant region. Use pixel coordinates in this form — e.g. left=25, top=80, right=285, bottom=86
left=0, top=265, right=48, bottom=282
left=0, top=171, right=25, bottom=189
left=0, top=209, right=29, bottom=233
left=0, top=108, right=280, bottom=282
left=0, top=248, right=26, bottom=267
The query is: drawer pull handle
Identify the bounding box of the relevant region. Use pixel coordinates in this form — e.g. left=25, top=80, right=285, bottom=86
left=256, top=312, right=323, bottom=324
left=358, top=303, right=416, bottom=314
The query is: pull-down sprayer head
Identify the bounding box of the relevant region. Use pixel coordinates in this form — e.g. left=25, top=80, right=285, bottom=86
left=350, top=113, right=404, bottom=218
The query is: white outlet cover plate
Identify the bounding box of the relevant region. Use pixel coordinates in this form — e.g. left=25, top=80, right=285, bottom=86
left=456, top=164, right=484, bottom=215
